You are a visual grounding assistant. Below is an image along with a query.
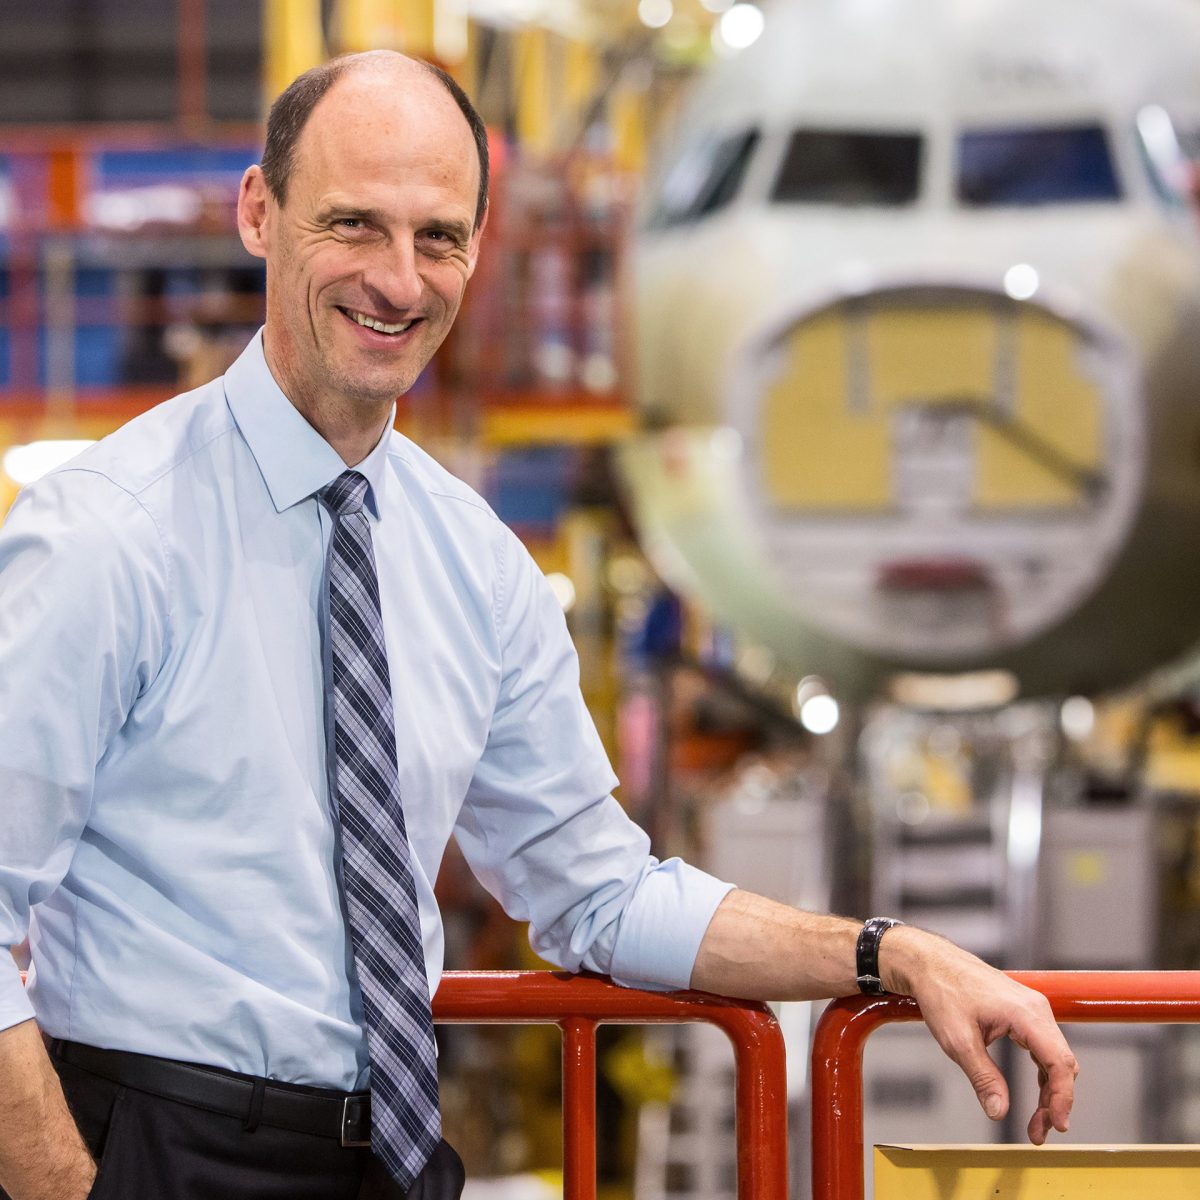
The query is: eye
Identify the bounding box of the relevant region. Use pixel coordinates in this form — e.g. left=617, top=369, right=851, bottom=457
left=421, top=229, right=466, bottom=254
left=337, top=218, right=362, bottom=230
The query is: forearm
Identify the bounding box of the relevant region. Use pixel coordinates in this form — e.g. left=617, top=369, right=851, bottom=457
left=689, top=889, right=864, bottom=998
left=0, top=1020, right=95, bottom=1200
left=690, top=889, right=966, bottom=1001
left=689, top=888, right=1077, bottom=1144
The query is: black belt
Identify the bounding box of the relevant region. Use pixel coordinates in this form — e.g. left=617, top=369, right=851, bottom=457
left=50, top=1039, right=372, bottom=1147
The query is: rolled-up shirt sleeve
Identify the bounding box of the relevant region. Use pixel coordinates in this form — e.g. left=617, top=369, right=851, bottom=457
left=0, top=470, right=168, bottom=1031
left=453, top=527, right=733, bottom=991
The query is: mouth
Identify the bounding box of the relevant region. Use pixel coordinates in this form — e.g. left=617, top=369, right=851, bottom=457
left=338, top=306, right=421, bottom=338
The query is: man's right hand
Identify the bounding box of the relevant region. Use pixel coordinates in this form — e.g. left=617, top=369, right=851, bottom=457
left=0, top=1020, right=96, bottom=1200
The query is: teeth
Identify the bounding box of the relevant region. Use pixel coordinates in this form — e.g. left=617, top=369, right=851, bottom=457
left=349, top=310, right=412, bottom=335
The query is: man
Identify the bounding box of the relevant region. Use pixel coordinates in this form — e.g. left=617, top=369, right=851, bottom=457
left=0, top=52, right=1077, bottom=1200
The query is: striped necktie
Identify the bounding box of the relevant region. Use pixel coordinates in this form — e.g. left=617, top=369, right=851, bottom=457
left=320, top=469, right=441, bottom=1188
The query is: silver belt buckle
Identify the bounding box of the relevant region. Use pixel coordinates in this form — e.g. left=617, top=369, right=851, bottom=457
left=341, top=1095, right=372, bottom=1147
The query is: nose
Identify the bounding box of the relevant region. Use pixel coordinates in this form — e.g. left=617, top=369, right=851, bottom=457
left=362, top=235, right=423, bottom=314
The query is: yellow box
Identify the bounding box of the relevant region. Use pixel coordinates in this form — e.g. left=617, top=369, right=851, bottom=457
left=874, top=1144, right=1200, bottom=1199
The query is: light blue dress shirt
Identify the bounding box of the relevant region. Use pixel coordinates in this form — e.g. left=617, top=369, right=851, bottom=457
left=0, top=331, right=732, bottom=1089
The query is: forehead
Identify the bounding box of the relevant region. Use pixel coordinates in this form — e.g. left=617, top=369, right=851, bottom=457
left=290, top=67, right=479, bottom=216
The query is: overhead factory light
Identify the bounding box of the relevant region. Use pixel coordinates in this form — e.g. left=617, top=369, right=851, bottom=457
left=889, top=669, right=1019, bottom=711
left=3, top=440, right=96, bottom=486
left=799, top=694, right=839, bottom=735
left=1060, top=695, right=1096, bottom=741
left=545, top=572, right=577, bottom=612
left=713, top=3, right=764, bottom=53
left=638, top=0, right=673, bottom=28
left=794, top=675, right=839, bottom=734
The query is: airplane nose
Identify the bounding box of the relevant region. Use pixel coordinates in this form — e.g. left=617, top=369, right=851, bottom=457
left=754, top=285, right=1114, bottom=516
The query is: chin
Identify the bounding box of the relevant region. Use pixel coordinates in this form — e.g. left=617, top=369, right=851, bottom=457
left=341, top=372, right=417, bottom=407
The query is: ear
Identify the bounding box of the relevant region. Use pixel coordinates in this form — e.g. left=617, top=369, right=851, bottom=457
left=237, top=165, right=272, bottom=261
left=464, top=203, right=489, bottom=280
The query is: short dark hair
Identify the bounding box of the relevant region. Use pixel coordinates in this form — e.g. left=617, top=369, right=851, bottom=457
left=260, top=54, right=490, bottom=230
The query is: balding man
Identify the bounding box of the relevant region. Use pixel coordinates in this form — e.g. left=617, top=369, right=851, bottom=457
left=0, top=53, right=1077, bottom=1200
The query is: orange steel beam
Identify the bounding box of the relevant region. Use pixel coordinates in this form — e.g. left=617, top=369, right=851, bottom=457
left=0, top=124, right=262, bottom=150
left=178, top=0, right=209, bottom=134
left=433, top=971, right=789, bottom=1200
left=811, top=971, right=1200, bottom=1200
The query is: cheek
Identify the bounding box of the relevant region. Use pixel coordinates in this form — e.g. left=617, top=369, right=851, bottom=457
left=428, top=263, right=471, bottom=312
left=298, top=246, right=358, bottom=297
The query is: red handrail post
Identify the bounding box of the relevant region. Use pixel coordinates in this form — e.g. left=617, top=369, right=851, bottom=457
left=561, top=1016, right=598, bottom=1200
left=433, top=971, right=789, bottom=1199
left=811, top=971, right=1200, bottom=1200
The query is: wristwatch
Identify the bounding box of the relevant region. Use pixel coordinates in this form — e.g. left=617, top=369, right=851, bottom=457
left=856, top=917, right=904, bottom=996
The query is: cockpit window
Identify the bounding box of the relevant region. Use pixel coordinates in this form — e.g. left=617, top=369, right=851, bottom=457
left=957, top=124, right=1121, bottom=206
left=769, top=131, right=923, bottom=206
left=1136, top=105, right=1200, bottom=209
left=649, top=129, right=760, bottom=227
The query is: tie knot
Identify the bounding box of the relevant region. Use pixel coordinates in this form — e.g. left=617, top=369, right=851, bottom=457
left=320, top=470, right=369, bottom=517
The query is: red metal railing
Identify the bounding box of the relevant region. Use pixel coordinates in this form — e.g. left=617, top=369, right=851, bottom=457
left=811, top=970, right=1200, bottom=1200
left=433, top=971, right=789, bottom=1200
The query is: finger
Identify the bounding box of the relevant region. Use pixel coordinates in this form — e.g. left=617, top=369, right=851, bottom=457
left=940, top=1025, right=1009, bottom=1121
left=1012, top=1012, right=1078, bottom=1136
left=1039, top=1058, right=1075, bottom=1133
left=1034, top=1057, right=1048, bottom=1091
left=1027, top=1104, right=1053, bottom=1146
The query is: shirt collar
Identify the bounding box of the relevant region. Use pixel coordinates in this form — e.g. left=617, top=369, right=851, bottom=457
left=223, top=328, right=393, bottom=517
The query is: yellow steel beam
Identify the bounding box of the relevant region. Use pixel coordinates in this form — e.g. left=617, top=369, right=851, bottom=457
left=610, top=76, right=647, bottom=174
left=565, top=38, right=598, bottom=136
left=481, top=405, right=633, bottom=447
left=264, top=0, right=326, bottom=101
left=515, top=26, right=552, bottom=156
left=334, top=0, right=438, bottom=56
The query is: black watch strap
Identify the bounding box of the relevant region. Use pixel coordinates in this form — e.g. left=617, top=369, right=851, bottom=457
left=856, top=917, right=903, bottom=996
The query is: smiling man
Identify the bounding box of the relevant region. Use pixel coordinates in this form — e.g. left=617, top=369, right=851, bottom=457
left=247, top=57, right=486, bottom=466
left=0, top=52, right=1077, bottom=1200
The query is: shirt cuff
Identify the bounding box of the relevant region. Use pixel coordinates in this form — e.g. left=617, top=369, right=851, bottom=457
left=608, top=860, right=735, bottom=991
left=0, top=956, right=35, bottom=1033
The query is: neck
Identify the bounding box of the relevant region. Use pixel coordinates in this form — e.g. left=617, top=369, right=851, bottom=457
left=262, top=326, right=391, bottom=466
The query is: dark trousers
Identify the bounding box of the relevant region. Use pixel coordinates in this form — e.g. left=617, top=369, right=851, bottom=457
left=5, top=1046, right=465, bottom=1200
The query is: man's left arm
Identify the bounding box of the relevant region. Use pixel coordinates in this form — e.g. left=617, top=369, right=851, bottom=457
left=691, top=888, right=1078, bottom=1145
left=457, top=531, right=1076, bottom=1144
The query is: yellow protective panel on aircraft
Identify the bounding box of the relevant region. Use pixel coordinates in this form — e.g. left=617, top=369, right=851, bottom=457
left=761, top=311, right=891, bottom=510
left=760, top=300, right=1103, bottom=513
left=868, top=306, right=997, bottom=408
left=874, top=1145, right=1200, bottom=1200
left=975, top=311, right=1101, bottom=509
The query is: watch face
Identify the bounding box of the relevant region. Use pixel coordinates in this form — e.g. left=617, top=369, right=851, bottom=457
left=726, top=285, right=1144, bottom=663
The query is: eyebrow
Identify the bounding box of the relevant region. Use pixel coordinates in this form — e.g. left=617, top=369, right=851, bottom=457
left=318, top=204, right=388, bottom=226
